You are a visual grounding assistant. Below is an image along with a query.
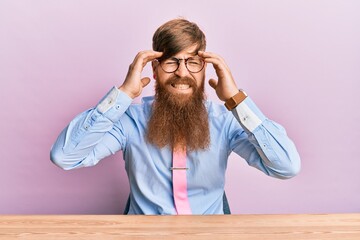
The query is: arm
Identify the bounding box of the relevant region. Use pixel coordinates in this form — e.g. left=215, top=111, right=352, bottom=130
left=229, top=97, right=301, bottom=179
left=50, top=50, right=163, bottom=170
left=199, top=51, right=301, bottom=179
left=50, top=88, right=131, bottom=170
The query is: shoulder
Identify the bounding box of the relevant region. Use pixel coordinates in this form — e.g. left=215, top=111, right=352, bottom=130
left=126, top=96, right=154, bottom=118
left=206, top=100, right=237, bottom=129
left=206, top=100, right=231, bottom=118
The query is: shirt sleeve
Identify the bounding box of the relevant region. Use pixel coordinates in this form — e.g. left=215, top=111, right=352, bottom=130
left=229, top=97, right=301, bottom=179
left=50, top=87, right=132, bottom=170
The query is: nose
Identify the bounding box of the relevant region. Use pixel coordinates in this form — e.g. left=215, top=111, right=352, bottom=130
left=174, top=60, right=189, bottom=77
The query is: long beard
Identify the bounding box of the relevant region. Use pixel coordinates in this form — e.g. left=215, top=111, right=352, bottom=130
left=146, top=76, right=210, bottom=152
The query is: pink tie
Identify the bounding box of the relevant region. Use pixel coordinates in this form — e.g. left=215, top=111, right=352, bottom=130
left=172, top=148, right=192, bottom=215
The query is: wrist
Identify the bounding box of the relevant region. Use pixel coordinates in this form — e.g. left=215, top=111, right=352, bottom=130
left=224, top=89, right=248, bottom=110
left=118, top=85, right=136, bottom=99
left=224, top=89, right=240, bottom=100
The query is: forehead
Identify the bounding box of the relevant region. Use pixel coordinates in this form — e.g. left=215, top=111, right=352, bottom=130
left=172, top=45, right=199, bottom=58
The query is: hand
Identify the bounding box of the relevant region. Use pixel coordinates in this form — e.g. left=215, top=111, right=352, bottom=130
left=198, top=51, right=239, bottom=101
left=119, top=50, right=163, bottom=99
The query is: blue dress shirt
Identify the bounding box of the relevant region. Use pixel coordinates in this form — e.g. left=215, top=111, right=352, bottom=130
left=50, top=87, right=301, bottom=214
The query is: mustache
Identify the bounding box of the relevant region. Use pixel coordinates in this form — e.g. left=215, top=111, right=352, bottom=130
left=166, top=76, right=197, bottom=88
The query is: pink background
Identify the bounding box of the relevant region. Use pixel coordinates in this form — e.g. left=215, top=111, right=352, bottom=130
left=0, top=0, right=359, bottom=214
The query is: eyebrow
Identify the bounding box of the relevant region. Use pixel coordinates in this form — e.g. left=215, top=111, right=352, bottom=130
left=169, top=55, right=200, bottom=61
left=169, top=57, right=180, bottom=61
left=170, top=50, right=199, bottom=60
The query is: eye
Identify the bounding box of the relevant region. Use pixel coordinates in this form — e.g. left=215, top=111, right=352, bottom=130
left=187, top=58, right=202, bottom=66
left=164, top=61, right=178, bottom=66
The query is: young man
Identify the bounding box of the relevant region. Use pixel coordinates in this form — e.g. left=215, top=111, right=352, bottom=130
left=51, top=19, right=301, bottom=215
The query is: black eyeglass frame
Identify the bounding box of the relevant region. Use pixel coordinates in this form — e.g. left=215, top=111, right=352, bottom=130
left=155, top=56, right=205, bottom=73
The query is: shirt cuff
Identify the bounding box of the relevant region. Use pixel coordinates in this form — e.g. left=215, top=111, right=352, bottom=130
left=231, top=97, right=266, bottom=132
left=95, top=86, right=133, bottom=122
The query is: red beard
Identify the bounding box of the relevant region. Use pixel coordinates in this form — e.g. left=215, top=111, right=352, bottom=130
left=146, top=76, right=210, bottom=151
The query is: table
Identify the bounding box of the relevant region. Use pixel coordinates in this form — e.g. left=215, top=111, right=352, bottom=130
left=0, top=214, right=359, bottom=239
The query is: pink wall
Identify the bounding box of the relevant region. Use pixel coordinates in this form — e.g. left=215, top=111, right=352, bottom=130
left=0, top=0, right=359, bottom=214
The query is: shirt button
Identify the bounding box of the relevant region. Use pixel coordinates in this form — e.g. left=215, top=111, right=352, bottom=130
left=116, top=105, right=120, bottom=110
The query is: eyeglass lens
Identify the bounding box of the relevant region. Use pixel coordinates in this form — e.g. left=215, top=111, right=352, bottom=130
left=160, top=57, right=204, bottom=73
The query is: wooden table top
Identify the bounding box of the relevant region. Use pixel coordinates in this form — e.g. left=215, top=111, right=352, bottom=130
left=0, top=214, right=359, bottom=239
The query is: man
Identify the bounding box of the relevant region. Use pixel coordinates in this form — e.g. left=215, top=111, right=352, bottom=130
left=50, top=18, right=301, bottom=215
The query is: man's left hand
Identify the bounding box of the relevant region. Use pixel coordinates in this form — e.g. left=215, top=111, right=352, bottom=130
left=198, top=51, right=239, bottom=101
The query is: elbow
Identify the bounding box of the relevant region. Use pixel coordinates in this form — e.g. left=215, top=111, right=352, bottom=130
left=272, top=141, right=302, bottom=179
left=50, top=146, right=79, bottom=171
left=283, top=160, right=301, bottom=179
left=286, top=148, right=301, bottom=178
left=276, top=154, right=301, bottom=179
left=50, top=146, right=66, bottom=170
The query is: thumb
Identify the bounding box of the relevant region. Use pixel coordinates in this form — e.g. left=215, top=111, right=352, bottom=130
left=141, top=77, right=151, bottom=88
left=208, top=78, right=218, bottom=89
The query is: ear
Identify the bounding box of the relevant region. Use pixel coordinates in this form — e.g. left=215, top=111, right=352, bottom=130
left=152, top=61, right=158, bottom=80
left=202, top=62, right=207, bottom=73
left=152, top=61, right=157, bottom=72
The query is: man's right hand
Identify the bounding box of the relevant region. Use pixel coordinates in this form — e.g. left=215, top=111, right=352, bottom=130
left=119, top=51, right=163, bottom=99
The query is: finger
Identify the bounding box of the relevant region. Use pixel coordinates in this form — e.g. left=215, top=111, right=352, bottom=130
left=198, top=52, right=229, bottom=72
left=142, top=51, right=163, bottom=63
left=198, top=50, right=205, bottom=57
left=198, top=51, right=224, bottom=62
left=141, top=77, right=151, bottom=88
left=133, top=51, right=163, bottom=70
left=208, top=78, right=218, bottom=89
left=203, top=57, right=223, bottom=67
left=204, top=58, right=230, bottom=77
left=135, top=50, right=163, bottom=59
left=136, top=51, right=163, bottom=64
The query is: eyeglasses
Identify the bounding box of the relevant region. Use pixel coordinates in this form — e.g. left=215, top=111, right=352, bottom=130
left=156, top=56, right=205, bottom=73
